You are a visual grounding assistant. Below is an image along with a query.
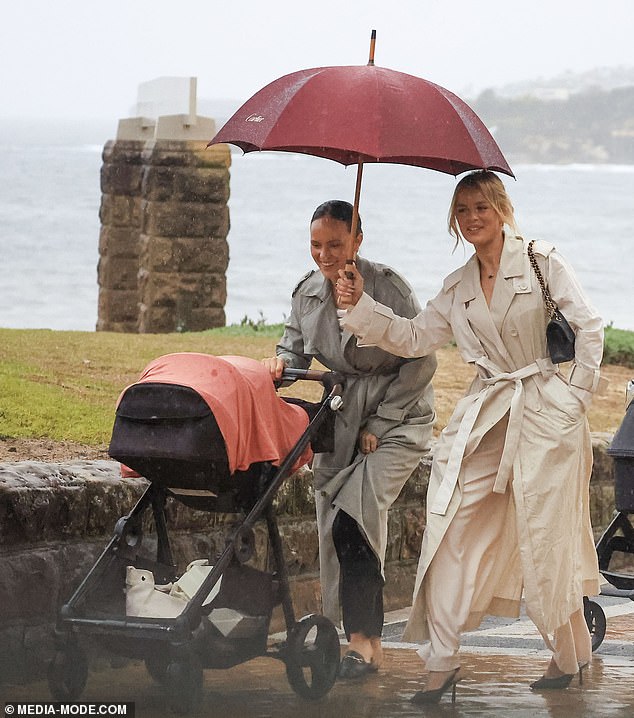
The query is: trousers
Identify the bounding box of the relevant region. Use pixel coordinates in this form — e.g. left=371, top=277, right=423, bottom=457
left=332, top=510, right=384, bottom=640
left=422, top=419, right=591, bottom=674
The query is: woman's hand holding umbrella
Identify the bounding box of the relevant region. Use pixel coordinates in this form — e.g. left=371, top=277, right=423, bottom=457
left=336, top=265, right=364, bottom=308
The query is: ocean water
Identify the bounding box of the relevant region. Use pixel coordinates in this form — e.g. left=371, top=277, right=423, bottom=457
left=1, top=123, right=633, bottom=332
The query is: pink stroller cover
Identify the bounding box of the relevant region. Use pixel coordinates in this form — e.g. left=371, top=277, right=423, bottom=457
left=119, top=353, right=312, bottom=475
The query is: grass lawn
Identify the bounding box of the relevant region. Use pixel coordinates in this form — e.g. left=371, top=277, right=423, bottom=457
left=0, top=326, right=632, bottom=456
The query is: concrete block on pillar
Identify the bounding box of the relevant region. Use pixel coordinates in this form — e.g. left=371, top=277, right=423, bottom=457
left=115, top=117, right=156, bottom=141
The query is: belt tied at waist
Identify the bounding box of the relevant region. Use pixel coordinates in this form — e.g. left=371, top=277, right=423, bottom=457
left=430, top=357, right=554, bottom=516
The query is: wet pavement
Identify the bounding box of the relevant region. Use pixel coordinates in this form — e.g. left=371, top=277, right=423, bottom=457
left=4, top=595, right=634, bottom=717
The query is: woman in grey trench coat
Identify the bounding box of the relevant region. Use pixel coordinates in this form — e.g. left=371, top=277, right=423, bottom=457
left=337, top=171, right=605, bottom=703
left=263, top=200, right=436, bottom=679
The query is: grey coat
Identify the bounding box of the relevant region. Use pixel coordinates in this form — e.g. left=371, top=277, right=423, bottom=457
left=276, top=256, right=436, bottom=622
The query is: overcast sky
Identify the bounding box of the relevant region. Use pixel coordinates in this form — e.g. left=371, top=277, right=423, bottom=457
left=2, top=0, right=633, bottom=123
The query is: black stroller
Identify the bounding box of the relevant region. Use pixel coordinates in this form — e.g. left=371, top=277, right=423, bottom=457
left=48, top=354, right=345, bottom=712
left=584, top=380, right=634, bottom=650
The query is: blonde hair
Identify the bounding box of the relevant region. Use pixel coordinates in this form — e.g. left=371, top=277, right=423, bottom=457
left=448, top=170, right=518, bottom=245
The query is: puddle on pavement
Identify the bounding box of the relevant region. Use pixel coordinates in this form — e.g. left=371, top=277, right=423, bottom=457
left=4, top=649, right=634, bottom=717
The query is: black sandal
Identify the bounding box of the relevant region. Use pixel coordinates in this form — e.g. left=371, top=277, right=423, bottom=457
left=337, top=650, right=378, bottom=680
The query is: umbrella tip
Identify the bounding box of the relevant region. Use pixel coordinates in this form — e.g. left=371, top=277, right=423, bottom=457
left=368, top=29, right=376, bottom=65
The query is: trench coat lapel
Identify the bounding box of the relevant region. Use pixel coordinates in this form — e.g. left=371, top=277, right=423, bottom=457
left=299, top=271, right=361, bottom=368
left=340, top=258, right=377, bottom=353
left=299, top=273, right=343, bottom=356
left=455, top=257, right=505, bottom=362
left=340, top=315, right=354, bottom=355
left=490, top=236, right=529, bottom=329
left=462, top=237, right=529, bottom=369
left=307, top=256, right=377, bottom=357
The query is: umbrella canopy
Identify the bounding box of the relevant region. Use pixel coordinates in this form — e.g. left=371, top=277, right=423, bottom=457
left=209, top=33, right=513, bottom=261
left=210, top=64, right=513, bottom=177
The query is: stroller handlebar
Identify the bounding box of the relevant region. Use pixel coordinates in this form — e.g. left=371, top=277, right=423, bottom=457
left=280, top=368, right=345, bottom=397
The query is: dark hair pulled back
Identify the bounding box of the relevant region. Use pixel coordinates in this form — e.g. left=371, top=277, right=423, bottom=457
left=311, top=199, right=363, bottom=235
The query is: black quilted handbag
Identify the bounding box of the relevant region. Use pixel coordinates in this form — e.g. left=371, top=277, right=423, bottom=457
left=527, top=240, right=575, bottom=364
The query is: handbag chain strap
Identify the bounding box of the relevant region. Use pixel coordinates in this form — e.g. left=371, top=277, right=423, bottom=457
left=527, top=240, right=557, bottom=318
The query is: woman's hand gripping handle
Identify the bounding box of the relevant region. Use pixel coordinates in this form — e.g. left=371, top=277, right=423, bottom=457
left=336, top=263, right=364, bottom=309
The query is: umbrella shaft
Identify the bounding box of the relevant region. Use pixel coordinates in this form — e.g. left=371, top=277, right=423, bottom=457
left=347, top=163, right=364, bottom=266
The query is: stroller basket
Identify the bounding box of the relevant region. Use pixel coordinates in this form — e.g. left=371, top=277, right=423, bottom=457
left=109, top=382, right=230, bottom=493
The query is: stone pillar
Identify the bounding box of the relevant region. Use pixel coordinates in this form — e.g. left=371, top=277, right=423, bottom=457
left=96, top=104, right=231, bottom=333
left=137, top=140, right=230, bottom=333
left=96, top=138, right=148, bottom=332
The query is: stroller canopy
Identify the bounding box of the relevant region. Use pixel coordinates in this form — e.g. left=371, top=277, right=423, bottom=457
left=121, top=353, right=312, bottom=474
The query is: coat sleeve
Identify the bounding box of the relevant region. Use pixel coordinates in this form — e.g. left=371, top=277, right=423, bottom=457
left=357, top=282, right=438, bottom=439
left=546, top=249, right=605, bottom=405
left=275, top=293, right=313, bottom=370
left=340, top=286, right=454, bottom=358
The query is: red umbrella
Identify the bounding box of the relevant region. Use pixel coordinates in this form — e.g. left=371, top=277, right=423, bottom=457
left=209, top=31, right=513, bottom=261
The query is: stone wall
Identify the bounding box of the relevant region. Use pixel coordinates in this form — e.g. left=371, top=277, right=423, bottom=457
left=0, top=437, right=617, bottom=687
left=97, top=139, right=231, bottom=333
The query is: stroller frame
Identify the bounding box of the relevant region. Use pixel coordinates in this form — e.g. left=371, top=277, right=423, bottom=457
left=48, top=368, right=345, bottom=712
left=584, top=511, right=634, bottom=651
left=597, top=510, right=634, bottom=597
left=584, top=384, right=634, bottom=650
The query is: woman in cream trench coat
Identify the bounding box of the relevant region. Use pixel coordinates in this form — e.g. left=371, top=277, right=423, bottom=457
left=337, top=171, right=604, bottom=703
left=263, top=200, right=436, bottom=678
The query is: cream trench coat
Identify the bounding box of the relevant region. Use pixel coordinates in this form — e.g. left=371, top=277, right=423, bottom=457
left=341, top=233, right=604, bottom=640
left=276, top=256, right=436, bottom=622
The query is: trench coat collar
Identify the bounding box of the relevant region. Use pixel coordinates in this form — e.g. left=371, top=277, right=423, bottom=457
left=296, top=267, right=333, bottom=301
left=296, top=257, right=375, bottom=361
left=297, top=255, right=375, bottom=300
left=452, top=231, right=526, bottom=304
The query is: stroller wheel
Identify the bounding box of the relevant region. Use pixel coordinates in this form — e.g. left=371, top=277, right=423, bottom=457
left=165, top=657, right=203, bottom=714
left=285, top=614, right=340, bottom=700
left=584, top=597, right=607, bottom=651
left=47, top=645, right=88, bottom=701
